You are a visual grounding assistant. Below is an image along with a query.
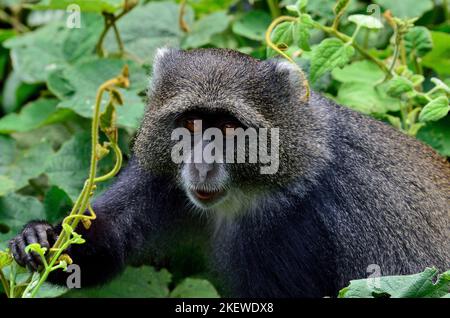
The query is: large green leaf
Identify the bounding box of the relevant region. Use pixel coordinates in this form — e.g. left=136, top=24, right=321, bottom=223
left=0, top=136, right=54, bottom=196
left=187, top=0, right=238, bottom=16
left=4, top=13, right=103, bottom=83
left=43, top=186, right=73, bottom=224
left=183, top=11, right=230, bottom=49
left=310, top=38, right=355, bottom=83
left=339, top=268, right=450, bottom=298
left=417, top=115, right=450, bottom=157
left=348, top=14, right=384, bottom=30
left=170, top=278, right=220, bottom=298
left=266, top=21, right=296, bottom=58
left=336, top=82, right=400, bottom=115
left=232, top=10, right=272, bottom=41
left=104, top=1, right=194, bottom=63
left=30, top=0, right=125, bottom=13
left=0, top=98, right=73, bottom=134
left=374, top=0, right=433, bottom=19
left=418, top=96, right=450, bottom=123
left=45, top=132, right=114, bottom=201
left=331, top=60, right=385, bottom=84
left=0, top=194, right=46, bottom=250
left=1, top=70, right=42, bottom=114
left=64, top=266, right=172, bottom=298
left=404, top=26, right=433, bottom=58
left=51, top=58, right=146, bottom=129
left=422, top=32, right=450, bottom=77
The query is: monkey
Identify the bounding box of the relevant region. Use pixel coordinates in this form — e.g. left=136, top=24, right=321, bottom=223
left=9, top=48, right=450, bottom=297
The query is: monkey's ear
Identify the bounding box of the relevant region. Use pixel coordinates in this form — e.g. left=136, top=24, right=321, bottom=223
left=264, top=59, right=309, bottom=102
left=151, top=47, right=180, bottom=83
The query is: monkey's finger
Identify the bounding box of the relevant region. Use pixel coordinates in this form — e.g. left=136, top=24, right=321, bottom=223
left=23, top=229, right=44, bottom=269
left=35, top=225, right=51, bottom=249
left=16, top=236, right=38, bottom=271
left=9, top=238, right=26, bottom=268
left=46, top=226, right=58, bottom=245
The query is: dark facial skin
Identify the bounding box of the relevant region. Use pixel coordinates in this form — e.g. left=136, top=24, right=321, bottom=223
left=175, top=111, right=246, bottom=208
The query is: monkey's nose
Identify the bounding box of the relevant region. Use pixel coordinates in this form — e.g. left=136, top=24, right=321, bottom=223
left=194, top=163, right=214, bottom=182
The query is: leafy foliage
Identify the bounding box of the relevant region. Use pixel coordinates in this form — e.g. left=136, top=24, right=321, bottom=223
left=339, top=268, right=450, bottom=298
left=0, top=0, right=448, bottom=298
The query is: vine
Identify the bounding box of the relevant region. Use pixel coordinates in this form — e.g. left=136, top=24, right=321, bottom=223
left=0, top=66, right=129, bottom=298
left=264, top=0, right=449, bottom=137
left=95, top=0, right=138, bottom=57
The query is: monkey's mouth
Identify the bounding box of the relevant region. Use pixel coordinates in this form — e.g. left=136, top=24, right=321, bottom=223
left=193, top=189, right=224, bottom=201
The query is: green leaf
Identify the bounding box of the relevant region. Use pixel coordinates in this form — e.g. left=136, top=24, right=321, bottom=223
left=183, top=11, right=230, bottom=49
left=0, top=176, right=15, bottom=197
left=310, top=38, right=355, bottom=83
left=332, top=60, right=385, bottom=84
left=422, top=32, right=450, bottom=77
left=104, top=1, right=194, bottom=64
left=1, top=70, right=41, bottom=114
left=0, top=249, right=12, bottom=268
left=53, top=58, right=146, bottom=129
left=33, top=283, right=68, bottom=298
left=404, top=27, right=433, bottom=58
left=294, top=14, right=314, bottom=51
left=286, top=0, right=308, bottom=14
left=43, top=186, right=73, bottom=224
left=419, top=96, right=450, bottom=123
left=267, top=21, right=296, bottom=57
left=430, top=78, right=450, bottom=95
left=64, top=266, right=172, bottom=298
left=348, top=14, right=384, bottom=30
left=0, top=98, right=72, bottom=134
left=334, top=0, right=350, bottom=17
left=4, top=13, right=103, bottom=83
left=307, top=0, right=341, bottom=20
left=45, top=132, right=114, bottom=201
left=187, top=0, right=238, bottom=16
left=30, top=0, right=125, bottom=13
left=25, top=243, right=47, bottom=256
left=336, top=82, right=400, bottom=115
left=386, top=77, right=414, bottom=98
left=0, top=136, right=54, bottom=196
left=374, top=0, right=433, bottom=19
left=232, top=10, right=272, bottom=41
left=0, top=194, right=45, bottom=250
left=170, top=278, right=220, bottom=298
left=339, top=268, right=450, bottom=298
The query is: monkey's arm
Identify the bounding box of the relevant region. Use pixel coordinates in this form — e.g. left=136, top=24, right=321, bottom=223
left=10, top=159, right=180, bottom=287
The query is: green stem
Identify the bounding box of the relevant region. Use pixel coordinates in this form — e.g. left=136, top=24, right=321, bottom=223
left=0, top=269, right=10, bottom=298
left=94, top=143, right=123, bottom=183
left=28, top=240, right=72, bottom=298
left=316, top=23, right=391, bottom=76
left=111, top=20, right=125, bottom=56
left=267, top=0, right=281, bottom=19
left=95, top=1, right=136, bottom=57
left=443, top=0, right=449, bottom=22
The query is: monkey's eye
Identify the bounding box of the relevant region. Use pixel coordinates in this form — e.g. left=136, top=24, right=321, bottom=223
left=184, top=118, right=202, bottom=133
left=221, top=122, right=240, bottom=136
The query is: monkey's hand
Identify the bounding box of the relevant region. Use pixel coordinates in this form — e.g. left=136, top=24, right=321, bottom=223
left=9, top=221, right=58, bottom=271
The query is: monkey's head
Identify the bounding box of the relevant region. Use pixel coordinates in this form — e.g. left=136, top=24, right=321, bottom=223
left=134, top=48, right=331, bottom=213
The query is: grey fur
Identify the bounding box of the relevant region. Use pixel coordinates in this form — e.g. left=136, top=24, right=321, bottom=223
left=134, top=48, right=449, bottom=294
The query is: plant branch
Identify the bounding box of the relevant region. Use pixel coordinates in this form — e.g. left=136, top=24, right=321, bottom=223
left=179, top=0, right=190, bottom=33
left=95, top=0, right=137, bottom=57
left=316, top=23, right=391, bottom=77
left=267, top=0, right=281, bottom=19
left=265, top=16, right=310, bottom=103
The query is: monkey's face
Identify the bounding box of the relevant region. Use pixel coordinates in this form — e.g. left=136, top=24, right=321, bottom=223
left=174, top=111, right=256, bottom=210
left=134, top=48, right=332, bottom=213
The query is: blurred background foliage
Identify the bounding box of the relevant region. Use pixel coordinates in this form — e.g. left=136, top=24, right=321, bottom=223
left=0, top=0, right=449, bottom=297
